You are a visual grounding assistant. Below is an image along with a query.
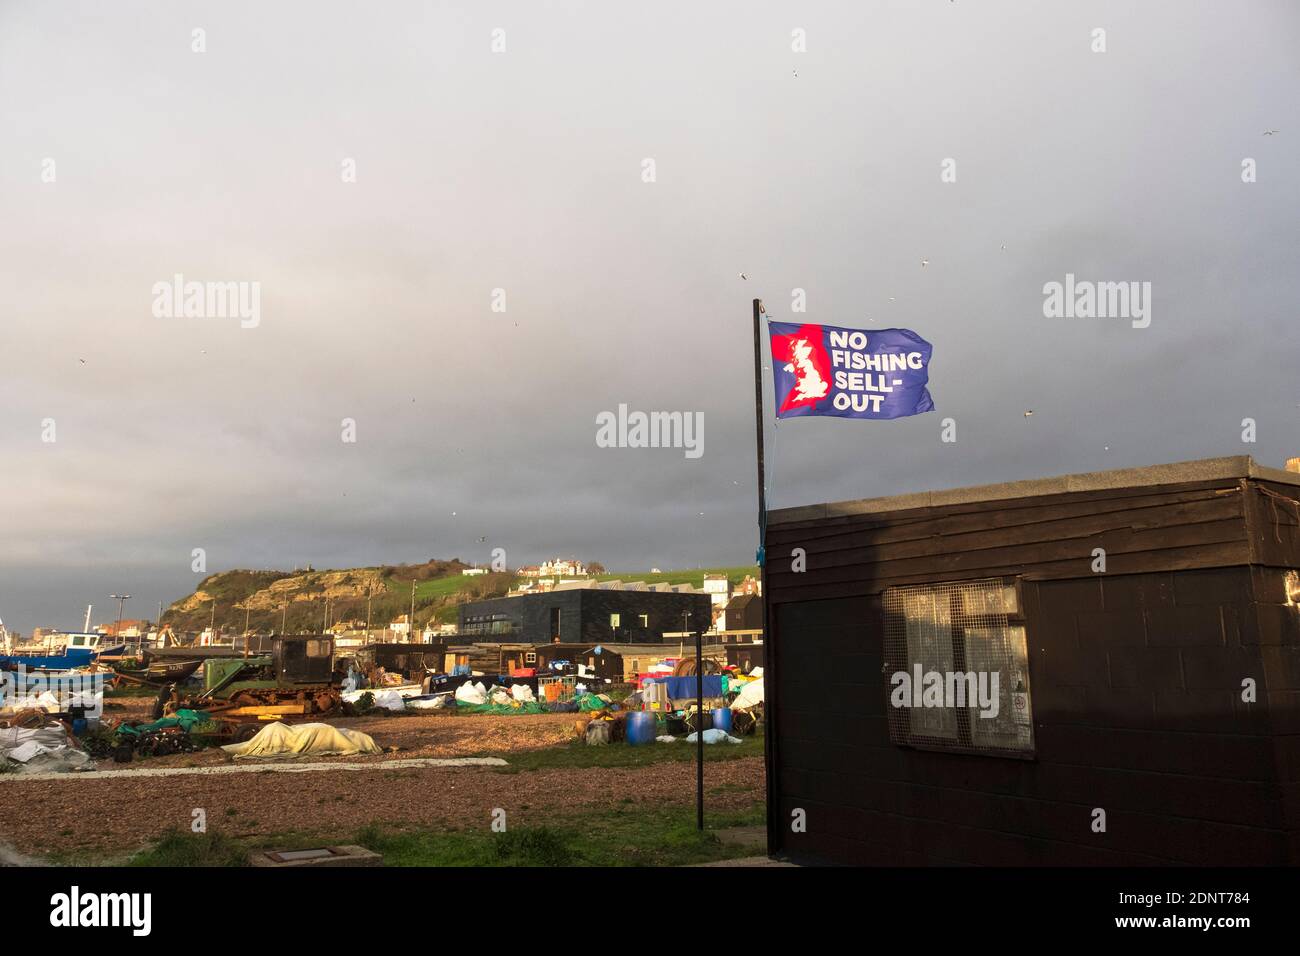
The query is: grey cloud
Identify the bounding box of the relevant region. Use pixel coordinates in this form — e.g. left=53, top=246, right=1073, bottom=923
left=1, top=0, right=1298, bottom=631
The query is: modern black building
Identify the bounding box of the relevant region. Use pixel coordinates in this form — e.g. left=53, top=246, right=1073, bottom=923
left=458, top=585, right=712, bottom=645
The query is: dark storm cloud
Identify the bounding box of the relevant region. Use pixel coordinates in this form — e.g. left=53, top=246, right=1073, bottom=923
left=2, top=0, right=1297, bottom=632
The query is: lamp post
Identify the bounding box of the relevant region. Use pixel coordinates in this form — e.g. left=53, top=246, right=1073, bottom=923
left=366, top=584, right=373, bottom=645
left=683, top=609, right=704, bottom=831
left=110, top=594, right=130, bottom=649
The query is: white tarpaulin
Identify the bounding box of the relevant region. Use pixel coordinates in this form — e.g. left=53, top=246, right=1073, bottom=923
left=0, top=723, right=67, bottom=755
left=0, top=724, right=92, bottom=773
left=6, top=741, right=56, bottom=763
left=455, top=681, right=488, bottom=705
left=730, top=678, right=764, bottom=711
left=685, top=729, right=743, bottom=745
left=0, top=689, right=103, bottom=715
left=221, top=722, right=383, bottom=758
left=509, top=684, right=535, bottom=703
left=405, top=694, right=450, bottom=710
left=342, top=688, right=405, bottom=711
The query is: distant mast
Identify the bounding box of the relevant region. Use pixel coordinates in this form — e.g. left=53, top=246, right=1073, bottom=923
left=83, top=604, right=93, bottom=632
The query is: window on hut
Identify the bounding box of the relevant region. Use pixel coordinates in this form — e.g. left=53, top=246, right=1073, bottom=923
left=882, top=577, right=1034, bottom=758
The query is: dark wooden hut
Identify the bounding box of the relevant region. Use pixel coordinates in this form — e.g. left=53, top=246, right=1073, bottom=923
left=762, top=456, right=1300, bottom=865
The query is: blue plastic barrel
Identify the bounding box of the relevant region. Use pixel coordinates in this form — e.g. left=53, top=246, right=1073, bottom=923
left=711, top=707, right=733, bottom=734
left=626, top=711, right=657, bottom=746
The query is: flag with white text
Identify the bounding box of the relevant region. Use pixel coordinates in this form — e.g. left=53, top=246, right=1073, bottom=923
left=768, top=322, right=935, bottom=420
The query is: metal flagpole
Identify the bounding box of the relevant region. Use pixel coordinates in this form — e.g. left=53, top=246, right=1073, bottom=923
left=696, top=618, right=704, bottom=830
left=752, top=298, right=768, bottom=546
left=751, top=298, right=776, bottom=855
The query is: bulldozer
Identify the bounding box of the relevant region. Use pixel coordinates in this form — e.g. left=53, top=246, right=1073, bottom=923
left=155, top=635, right=342, bottom=737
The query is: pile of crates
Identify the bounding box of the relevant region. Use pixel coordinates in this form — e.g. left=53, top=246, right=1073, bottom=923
left=537, top=675, right=577, bottom=703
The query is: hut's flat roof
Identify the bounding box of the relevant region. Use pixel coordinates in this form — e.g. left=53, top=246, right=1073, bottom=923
left=768, top=455, right=1300, bottom=526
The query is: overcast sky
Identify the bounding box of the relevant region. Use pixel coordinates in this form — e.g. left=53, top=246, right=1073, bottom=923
left=2, top=1, right=1297, bottom=633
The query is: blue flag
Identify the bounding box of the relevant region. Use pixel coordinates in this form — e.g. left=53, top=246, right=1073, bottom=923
left=768, top=321, right=934, bottom=420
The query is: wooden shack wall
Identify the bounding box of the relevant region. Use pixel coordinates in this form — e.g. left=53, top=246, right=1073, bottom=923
left=765, top=476, right=1300, bottom=865
left=1244, top=479, right=1300, bottom=862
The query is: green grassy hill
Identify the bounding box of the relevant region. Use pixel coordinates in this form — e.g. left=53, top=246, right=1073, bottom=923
left=162, top=560, right=511, bottom=634
left=162, top=562, right=757, bottom=636
left=594, top=567, right=755, bottom=588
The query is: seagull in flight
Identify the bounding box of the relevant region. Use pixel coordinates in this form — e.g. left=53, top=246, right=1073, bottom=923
left=1264, top=129, right=1279, bottom=136
left=920, top=258, right=929, bottom=267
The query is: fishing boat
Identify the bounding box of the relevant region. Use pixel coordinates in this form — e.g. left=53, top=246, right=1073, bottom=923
left=0, top=606, right=126, bottom=672
left=0, top=632, right=126, bottom=669
left=112, top=657, right=203, bottom=687
left=55, top=632, right=127, bottom=658
left=0, top=645, right=97, bottom=672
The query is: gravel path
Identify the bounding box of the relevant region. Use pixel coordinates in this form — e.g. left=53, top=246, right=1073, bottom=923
left=0, top=756, right=508, bottom=783
left=0, top=710, right=764, bottom=860
left=0, top=756, right=765, bottom=859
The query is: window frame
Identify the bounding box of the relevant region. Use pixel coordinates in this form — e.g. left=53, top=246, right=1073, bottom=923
left=882, top=576, right=1035, bottom=760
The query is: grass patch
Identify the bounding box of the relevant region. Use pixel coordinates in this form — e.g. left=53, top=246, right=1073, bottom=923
left=352, top=802, right=766, bottom=867
left=490, top=731, right=764, bottom=774
left=72, top=768, right=766, bottom=868
left=708, top=782, right=751, bottom=795
left=595, top=566, right=755, bottom=588
left=493, top=827, right=573, bottom=866
left=129, top=829, right=250, bottom=867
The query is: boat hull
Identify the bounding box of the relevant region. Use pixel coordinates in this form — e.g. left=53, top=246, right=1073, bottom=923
left=0, top=649, right=96, bottom=670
